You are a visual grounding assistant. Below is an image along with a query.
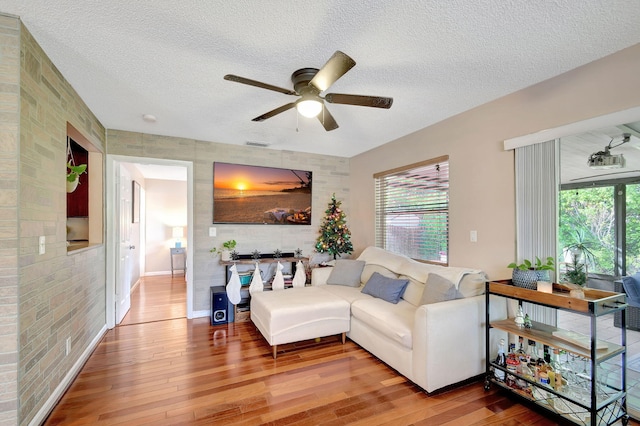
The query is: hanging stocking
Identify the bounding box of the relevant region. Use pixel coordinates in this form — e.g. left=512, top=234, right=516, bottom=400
left=249, top=262, right=263, bottom=294
left=292, top=261, right=306, bottom=288
left=226, top=264, right=242, bottom=305
left=272, top=261, right=285, bottom=291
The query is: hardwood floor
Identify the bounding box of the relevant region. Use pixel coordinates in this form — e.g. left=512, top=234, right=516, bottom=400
left=119, top=275, right=187, bottom=325
left=44, top=276, right=636, bottom=425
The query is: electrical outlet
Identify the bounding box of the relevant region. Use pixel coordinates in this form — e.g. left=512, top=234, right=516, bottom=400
left=470, top=230, right=478, bottom=242
left=39, top=236, right=45, bottom=254
left=65, top=337, right=71, bottom=356
left=209, top=227, right=216, bottom=237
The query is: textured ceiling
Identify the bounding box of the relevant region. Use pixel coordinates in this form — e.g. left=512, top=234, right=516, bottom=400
left=3, top=1, right=640, bottom=157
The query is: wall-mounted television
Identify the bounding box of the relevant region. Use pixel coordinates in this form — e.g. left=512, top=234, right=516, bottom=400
left=213, top=162, right=312, bottom=225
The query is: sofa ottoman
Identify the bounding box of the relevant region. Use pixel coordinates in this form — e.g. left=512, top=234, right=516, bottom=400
left=250, top=287, right=351, bottom=358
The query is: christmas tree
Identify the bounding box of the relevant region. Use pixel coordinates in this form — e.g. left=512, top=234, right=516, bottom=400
left=315, top=193, right=353, bottom=259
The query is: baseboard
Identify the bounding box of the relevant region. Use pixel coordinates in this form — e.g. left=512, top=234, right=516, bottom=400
left=29, top=324, right=108, bottom=426
left=130, top=278, right=140, bottom=293
left=144, top=271, right=171, bottom=276
left=192, top=309, right=210, bottom=319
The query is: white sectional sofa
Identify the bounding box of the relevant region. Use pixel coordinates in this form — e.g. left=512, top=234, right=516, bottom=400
left=311, top=246, right=507, bottom=393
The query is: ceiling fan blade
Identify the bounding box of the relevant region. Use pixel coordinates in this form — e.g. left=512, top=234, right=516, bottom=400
left=324, top=93, right=393, bottom=109
left=309, top=51, right=356, bottom=92
left=317, top=105, right=339, bottom=131
left=224, top=74, right=297, bottom=96
left=252, top=102, right=297, bottom=122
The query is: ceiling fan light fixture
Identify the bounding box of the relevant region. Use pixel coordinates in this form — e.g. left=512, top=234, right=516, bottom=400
left=296, top=99, right=322, bottom=118
left=224, top=51, right=391, bottom=130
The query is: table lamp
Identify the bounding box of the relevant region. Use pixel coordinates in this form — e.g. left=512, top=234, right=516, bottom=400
left=172, top=226, right=184, bottom=248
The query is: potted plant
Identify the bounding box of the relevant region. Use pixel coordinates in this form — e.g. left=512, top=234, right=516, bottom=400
left=507, top=256, right=555, bottom=290
left=562, top=260, right=587, bottom=286
left=563, top=229, right=596, bottom=265
left=210, top=239, right=237, bottom=261
left=66, top=161, right=87, bottom=193
left=562, top=253, right=587, bottom=286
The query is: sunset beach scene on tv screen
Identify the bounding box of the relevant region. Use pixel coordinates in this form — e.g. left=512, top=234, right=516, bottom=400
left=213, top=162, right=312, bottom=225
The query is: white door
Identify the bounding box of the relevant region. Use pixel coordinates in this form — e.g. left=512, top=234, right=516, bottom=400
left=116, top=165, right=133, bottom=323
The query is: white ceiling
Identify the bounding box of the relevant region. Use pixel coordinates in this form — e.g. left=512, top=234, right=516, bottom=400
left=133, top=163, right=187, bottom=181
left=560, top=121, right=640, bottom=185
left=3, top=1, right=640, bottom=158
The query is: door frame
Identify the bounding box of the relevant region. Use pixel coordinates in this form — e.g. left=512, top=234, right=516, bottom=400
left=116, top=164, right=133, bottom=323
left=106, top=154, right=194, bottom=329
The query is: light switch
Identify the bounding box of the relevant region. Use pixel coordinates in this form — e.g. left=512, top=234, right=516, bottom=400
left=470, top=230, right=477, bottom=242
left=209, top=227, right=217, bottom=237
left=39, top=236, right=45, bottom=254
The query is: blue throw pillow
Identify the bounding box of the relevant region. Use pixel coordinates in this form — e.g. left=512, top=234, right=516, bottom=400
left=361, top=272, right=409, bottom=304
left=622, top=273, right=640, bottom=307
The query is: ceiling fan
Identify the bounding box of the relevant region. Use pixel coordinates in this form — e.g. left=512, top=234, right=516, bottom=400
left=224, top=51, right=393, bottom=131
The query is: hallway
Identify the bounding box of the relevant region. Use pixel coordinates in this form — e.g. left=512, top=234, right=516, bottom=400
left=119, top=275, right=187, bottom=326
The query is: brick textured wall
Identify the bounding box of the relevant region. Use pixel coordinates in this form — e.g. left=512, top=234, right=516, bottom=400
left=0, top=13, right=20, bottom=426
left=107, top=130, right=351, bottom=311
left=18, top=22, right=106, bottom=425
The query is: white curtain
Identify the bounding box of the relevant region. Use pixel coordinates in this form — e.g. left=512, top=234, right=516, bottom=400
left=515, top=139, right=559, bottom=325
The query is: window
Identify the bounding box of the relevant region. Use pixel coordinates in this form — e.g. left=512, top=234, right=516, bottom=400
left=374, top=156, right=449, bottom=264
left=559, top=179, right=640, bottom=276
left=66, top=122, right=103, bottom=251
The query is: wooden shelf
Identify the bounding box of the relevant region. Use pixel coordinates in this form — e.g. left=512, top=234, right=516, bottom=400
left=489, top=280, right=626, bottom=315
left=220, top=256, right=308, bottom=266
left=490, top=318, right=624, bottom=361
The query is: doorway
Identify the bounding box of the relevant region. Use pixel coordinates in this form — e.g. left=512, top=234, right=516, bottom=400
left=119, top=275, right=187, bottom=325
left=106, top=155, right=194, bottom=329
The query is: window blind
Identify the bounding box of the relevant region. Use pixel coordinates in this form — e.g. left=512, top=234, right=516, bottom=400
left=515, top=139, right=559, bottom=326
left=375, top=157, right=449, bottom=263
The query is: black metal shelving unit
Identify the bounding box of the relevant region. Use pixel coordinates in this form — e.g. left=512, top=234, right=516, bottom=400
left=485, top=280, right=629, bottom=425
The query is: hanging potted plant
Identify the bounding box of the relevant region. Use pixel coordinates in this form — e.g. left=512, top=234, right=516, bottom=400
left=563, top=229, right=596, bottom=266
left=66, top=161, right=87, bottom=193
left=66, top=140, right=87, bottom=193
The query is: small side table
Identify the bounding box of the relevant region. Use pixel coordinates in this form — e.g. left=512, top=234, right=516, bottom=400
left=170, top=247, right=186, bottom=277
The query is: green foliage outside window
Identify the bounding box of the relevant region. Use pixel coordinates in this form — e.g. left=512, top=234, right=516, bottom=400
left=558, top=183, right=640, bottom=276
left=626, top=184, right=640, bottom=274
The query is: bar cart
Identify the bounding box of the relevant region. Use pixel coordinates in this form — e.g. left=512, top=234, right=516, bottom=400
left=485, top=280, right=629, bottom=425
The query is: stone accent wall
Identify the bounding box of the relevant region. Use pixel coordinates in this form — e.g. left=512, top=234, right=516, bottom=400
left=18, top=22, right=106, bottom=425
left=0, top=13, right=20, bottom=426
left=107, top=130, right=350, bottom=311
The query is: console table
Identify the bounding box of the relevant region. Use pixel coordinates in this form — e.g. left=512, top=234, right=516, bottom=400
left=170, top=247, right=186, bottom=277
left=219, top=253, right=309, bottom=286
left=219, top=253, right=309, bottom=321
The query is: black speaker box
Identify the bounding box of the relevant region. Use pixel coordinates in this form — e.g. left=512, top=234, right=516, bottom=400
left=210, top=286, right=229, bottom=325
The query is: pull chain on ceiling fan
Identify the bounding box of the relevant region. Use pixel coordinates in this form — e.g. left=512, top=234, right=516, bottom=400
left=224, top=51, right=393, bottom=131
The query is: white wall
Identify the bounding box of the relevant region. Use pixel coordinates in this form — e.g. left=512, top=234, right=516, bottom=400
left=350, top=43, right=640, bottom=280
left=144, top=179, right=188, bottom=274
